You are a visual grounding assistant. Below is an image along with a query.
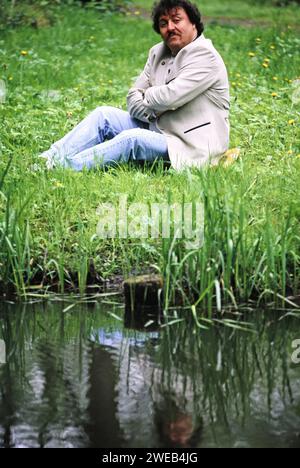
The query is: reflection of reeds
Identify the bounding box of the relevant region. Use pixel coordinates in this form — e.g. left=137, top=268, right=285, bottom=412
left=0, top=303, right=107, bottom=448
left=158, top=312, right=299, bottom=437
left=0, top=304, right=299, bottom=447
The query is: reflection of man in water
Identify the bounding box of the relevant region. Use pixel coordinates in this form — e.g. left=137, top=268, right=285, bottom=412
left=155, top=395, right=203, bottom=448
left=92, top=330, right=203, bottom=448
left=160, top=411, right=201, bottom=448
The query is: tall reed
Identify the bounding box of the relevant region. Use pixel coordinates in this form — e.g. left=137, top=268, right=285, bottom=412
left=0, top=157, right=33, bottom=297
left=157, top=167, right=300, bottom=313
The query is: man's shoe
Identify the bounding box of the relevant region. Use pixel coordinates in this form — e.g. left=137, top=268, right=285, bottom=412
left=38, top=148, right=57, bottom=169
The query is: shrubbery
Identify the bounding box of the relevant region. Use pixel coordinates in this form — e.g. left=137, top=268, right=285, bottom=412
left=0, top=0, right=132, bottom=30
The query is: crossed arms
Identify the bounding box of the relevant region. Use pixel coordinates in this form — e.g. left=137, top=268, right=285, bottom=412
left=127, top=45, right=218, bottom=123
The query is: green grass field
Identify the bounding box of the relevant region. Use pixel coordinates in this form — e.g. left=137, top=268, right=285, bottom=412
left=138, top=0, right=300, bottom=24
left=0, top=0, right=299, bottom=311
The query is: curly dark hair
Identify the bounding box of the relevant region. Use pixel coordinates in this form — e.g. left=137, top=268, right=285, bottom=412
left=152, top=0, right=204, bottom=37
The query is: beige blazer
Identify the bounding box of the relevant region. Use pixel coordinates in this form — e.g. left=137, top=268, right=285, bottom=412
left=127, top=34, right=230, bottom=170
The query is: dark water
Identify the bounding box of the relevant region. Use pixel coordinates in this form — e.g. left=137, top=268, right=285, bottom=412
left=0, top=301, right=300, bottom=448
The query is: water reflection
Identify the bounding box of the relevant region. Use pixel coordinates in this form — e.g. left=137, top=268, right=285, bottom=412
left=0, top=302, right=300, bottom=448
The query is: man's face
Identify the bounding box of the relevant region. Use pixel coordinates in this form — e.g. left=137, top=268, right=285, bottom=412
left=163, top=414, right=194, bottom=447
left=158, top=7, right=197, bottom=55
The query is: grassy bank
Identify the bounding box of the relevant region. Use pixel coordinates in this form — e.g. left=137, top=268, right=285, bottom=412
left=0, top=1, right=299, bottom=311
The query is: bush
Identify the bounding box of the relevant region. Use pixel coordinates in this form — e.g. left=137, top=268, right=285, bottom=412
left=80, top=0, right=132, bottom=13
left=0, top=0, right=132, bottom=30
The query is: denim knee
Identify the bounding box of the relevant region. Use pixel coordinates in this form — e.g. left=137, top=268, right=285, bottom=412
left=94, top=105, right=116, bottom=119
left=119, top=128, right=145, bottom=141
left=92, top=105, right=118, bottom=141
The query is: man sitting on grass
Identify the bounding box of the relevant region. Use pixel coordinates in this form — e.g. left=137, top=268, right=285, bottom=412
left=40, top=0, right=230, bottom=171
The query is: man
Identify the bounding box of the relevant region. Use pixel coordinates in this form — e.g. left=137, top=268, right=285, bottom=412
left=40, top=0, right=230, bottom=171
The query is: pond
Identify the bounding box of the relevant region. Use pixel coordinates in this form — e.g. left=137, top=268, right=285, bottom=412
left=0, top=300, right=300, bottom=448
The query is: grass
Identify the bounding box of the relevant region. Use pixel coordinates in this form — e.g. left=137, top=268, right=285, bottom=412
left=136, top=0, right=300, bottom=25
left=0, top=1, right=299, bottom=310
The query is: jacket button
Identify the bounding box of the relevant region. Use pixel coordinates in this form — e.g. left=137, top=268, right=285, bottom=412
left=161, top=61, right=166, bottom=65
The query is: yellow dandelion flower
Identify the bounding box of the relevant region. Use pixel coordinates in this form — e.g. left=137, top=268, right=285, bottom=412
left=20, top=50, right=28, bottom=56
left=236, top=73, right=241, bottom=78
left=272, top=76, right=278, bottom=81
left=264, top=58, right=270, bottom=63
left=287, top=150, right=293, bottom=155
left=66, top=111, right=73, bottom=118
left=256, top=38, right=261, bottom=43
left=262, top=63, right=269, bottom=68
left=134, top=11, right=140, bottom=15
left=296, top=154, right=300, bottom=159
left=288, top=119, right=295, bottom=125
left=54, top=182, right=64, bottom=188
left=248, top=52, right=255, bottom=57
left=108, top=80, right=113, bottom=84
left=271, top=92, right=278, bottom=97
left=231, top=82, right=237, bottom=87
left=8, top=76, right=13, bottom=81
left=270, top=45, right=276, bottom=50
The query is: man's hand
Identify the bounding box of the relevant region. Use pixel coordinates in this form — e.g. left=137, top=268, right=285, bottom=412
left=127, top=86, right=158, bottom=123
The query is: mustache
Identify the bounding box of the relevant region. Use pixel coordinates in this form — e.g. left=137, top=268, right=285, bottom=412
left=167, top=32, right=179, bottom=40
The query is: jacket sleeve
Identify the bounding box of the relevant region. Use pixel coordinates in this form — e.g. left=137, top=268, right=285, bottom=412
left=127, top=54, right=157, bottom=123
left=143, top=48, right=218, bottom=113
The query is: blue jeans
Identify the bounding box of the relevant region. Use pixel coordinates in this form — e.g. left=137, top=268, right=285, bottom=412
left=46, top=106, right=169, bottom=171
